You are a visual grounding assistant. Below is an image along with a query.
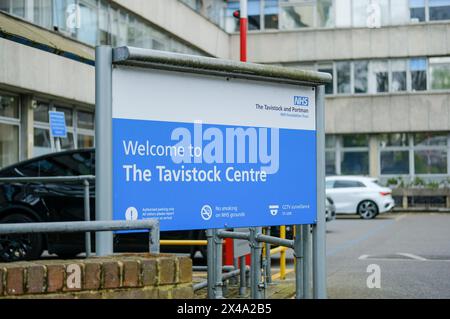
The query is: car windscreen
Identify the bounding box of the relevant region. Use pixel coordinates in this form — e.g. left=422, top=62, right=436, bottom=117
left=15, top=152, right=93, bottom=177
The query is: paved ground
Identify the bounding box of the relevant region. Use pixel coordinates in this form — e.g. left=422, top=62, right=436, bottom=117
left=325, top=213, right=450, bottom=299
left=196, top=213, right=450, bottom=299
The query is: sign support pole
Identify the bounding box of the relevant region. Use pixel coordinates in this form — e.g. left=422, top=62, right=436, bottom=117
left=250, top=227, right=263, bottom=299
left=239, top=255, right=247, bottom=296
left=303, top=224, right=313, bottom=298
left=206, top=229, right=216, bottom=299
left=55, top=137, right=61, bottom=152
left=294, top=225, right=303, bottom=299
left=214, top=229, right=224, bottom=299
left=95, top=46, right=114, bottom=256
left=313, top=85, right=327, bottom=299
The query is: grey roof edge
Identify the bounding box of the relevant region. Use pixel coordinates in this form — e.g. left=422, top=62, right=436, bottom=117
left=112, top=46, right=332, bottom=86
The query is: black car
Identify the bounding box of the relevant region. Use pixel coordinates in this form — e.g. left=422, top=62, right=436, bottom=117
left=0, top=149, right=206, bottom=262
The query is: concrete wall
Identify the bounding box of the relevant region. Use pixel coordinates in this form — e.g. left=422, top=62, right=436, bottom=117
left=0, top=37, right=94, bottom=106
left=113, top=0, right=230, bottom=59
left=325, top=92, right=450, bottom=134
left=232, top=23, right=450, bottom=63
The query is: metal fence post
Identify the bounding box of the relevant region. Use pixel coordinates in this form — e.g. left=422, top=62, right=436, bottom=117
left=231, top=257, right=239, bottom=285
left=250, top=227, right=263, bottom=299
left=239, top=255, right=247, bottom=296
left=214, top=229, right=224, bottom=299
left=313, top=85, right=327, bottom=299
left=149, top=220, right=160, bottom=254
left=83, top=179, right=92, bottom=257
left=294, top=224, right=303, bottom=299
left=280, top=225, right=286, bottom=280
left=206, top=229, right=216, bottom=299
left=95, top=45, right=114, bottom=256
left=265, top=227, right=272, bottom=284
left=303, top=224, right=313, bottom=299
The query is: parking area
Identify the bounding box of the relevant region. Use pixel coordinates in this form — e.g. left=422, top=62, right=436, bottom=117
left=192, top=213, right=450, bottom=299
left=324, top=213, right=450, bottom=298
left=267, top=213, right=450, bottom=298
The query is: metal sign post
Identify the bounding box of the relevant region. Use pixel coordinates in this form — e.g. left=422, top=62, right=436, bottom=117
left=313, top=85, right=327, bottom=299
left=95, top=46, right=114, bottom=256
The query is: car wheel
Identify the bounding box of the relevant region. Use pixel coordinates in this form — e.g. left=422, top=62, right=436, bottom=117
left=0, top=213, right=43, bottom=262
left=357, top=201, right=379, bottom=220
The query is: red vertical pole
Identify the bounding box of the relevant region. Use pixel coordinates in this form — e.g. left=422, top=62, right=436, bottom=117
left=240, top=0, right=248, bottom=62
left=224, top=0, right=249, bottom=266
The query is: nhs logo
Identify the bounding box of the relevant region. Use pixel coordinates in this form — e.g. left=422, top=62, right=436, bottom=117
left=294, top=96, right=309, bottom=107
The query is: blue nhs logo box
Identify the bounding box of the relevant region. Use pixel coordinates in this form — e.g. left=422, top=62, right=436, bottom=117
left=294, top=96, right=309, bottom=107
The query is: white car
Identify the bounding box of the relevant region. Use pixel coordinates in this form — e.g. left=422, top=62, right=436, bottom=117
left=326, top=176, right=395, bottom=219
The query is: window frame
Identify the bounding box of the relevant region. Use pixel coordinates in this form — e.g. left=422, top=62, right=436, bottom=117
left=32, top=98, right=95, bottom=156
left=0, top=91, right=21, bottom=169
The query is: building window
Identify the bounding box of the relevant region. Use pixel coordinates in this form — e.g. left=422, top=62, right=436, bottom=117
left=376, top=61, right=389, bottom=93
left=54, top=0, right=77, bottom=35
left=381, top=151, right=410, bottom=175
left=390, top=0, right=411, bottom=25
left=354, top=61, right=368, bottom=94
left=33, top=101, right=51, bottom=157
left=352, top=0, right=370, bottom=27
left=414, top=132, right=447, bottom=147
left=414, top=150, right=447, bottom=174
left=410, top=58, right=427, bottom=91
left=0, top=93, right=20, bottom=168
left=77, top=110, right=95, bottom=149
left=379, top=133, right=410, bottom=175
left=33, top=0, right=53, bottom=29
left=409, top=0, right=426, bottom=22
left=280, top=2, right=314, bottom=29
left=317, top=0, right=334, bottom=27
left=264, top=0, right=279, bottom=29
left=0, top=0, right=203, bottom=56
left=33, top=101, right=94, bottom=156
left=429, top=0, right=450, bottom=21
left=335, top=0, right=351, bottom=27
left=325, top=135, right=337, bottom=175
left=430, top=57, right=450, bottom=90
left=413, top=133, right=448, bottom=175
left=0, top=94, right=19, bottom=119
left=341, top=152, right=369, bottom=175
left=337, top=62, right=351, bottom=94
left=343, top=134, right=369, bottom=147
left=391, top=59, right=407, bottom=92
left=318, top=63, right=334, bottom=94
left=341, top=134, right=369, bottom=175
left=97, top=0, right=109, bottom=45
left=248, top=0, right=262, bottom=30
left=33, top=127, right=51, bottom=156
left=286, top=56, right=449, bottom=96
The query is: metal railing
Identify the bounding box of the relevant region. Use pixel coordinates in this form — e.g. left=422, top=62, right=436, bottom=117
left=0, top=176, right=210, bottom=255
left=0, top=175, right=95, bottom=257
left=0, top=219, right=160, bottom=254
left=204, top=227, right=301, bottom=299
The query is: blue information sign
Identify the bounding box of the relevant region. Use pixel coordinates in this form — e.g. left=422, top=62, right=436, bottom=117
left=112, top=67, right=317, bottom=231
left=49, top=111, right=67, bottom=138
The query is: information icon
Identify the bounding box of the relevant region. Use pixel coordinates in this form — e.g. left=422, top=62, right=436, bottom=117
left=125, top=207, right=138, bottom=221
